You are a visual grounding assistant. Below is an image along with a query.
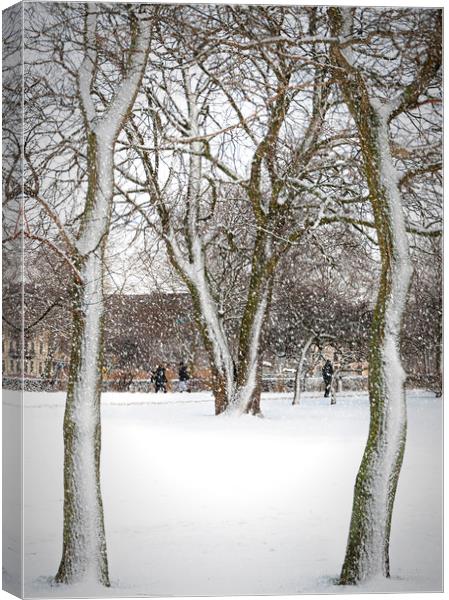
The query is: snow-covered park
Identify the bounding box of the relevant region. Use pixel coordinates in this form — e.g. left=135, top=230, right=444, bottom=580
left=12, top=389, right=442, bottom=597
left=2, top=3, right=443, bottom=599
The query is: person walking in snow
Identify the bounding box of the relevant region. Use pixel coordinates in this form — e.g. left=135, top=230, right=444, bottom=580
left=154, top=365, right=167, bottom=393
left=178, top=361, right=190, bottom=392
left=322, top=359, right=334, bottom=398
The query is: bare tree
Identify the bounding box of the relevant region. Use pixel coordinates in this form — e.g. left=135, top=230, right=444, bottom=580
left=328, top=6, right=442, bottom=584
left=268, top=233, right=373, bottom=405
left=23, top=2, right=153, bottom=585
left=119, top=6, right=363, bottom=415
left=402, top=239, right=442, bottom=395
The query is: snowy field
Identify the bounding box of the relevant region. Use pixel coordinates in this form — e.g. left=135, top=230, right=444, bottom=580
left=6, top=389, right=443, bottom=596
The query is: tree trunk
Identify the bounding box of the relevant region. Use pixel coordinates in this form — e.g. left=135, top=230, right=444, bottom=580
left=164, top=72, right=236, bottom=415
left=337, top=116, right=412, bottom=584
left=172, top=237, right=273, bottom=417
left=330, top=382, right=337, bottom=405
left=52, top=5, right=151, bottom=585
left=180, top=274, right=234, bottom=415
left=210, top=367, right=229, bottom=416
left=330, top=368, right=340, bottom=405
left=328, top=7, right=417, bottom=584
left=244, top=360, right=263, bottom=415
left=292, top=334, right=315, bottom=405
left=340, top=232, right=411, bottom=582
left=55, top=130, right=114, bottom=586
left=182, top=265, right=270, bottom=416
left=231, top=235, right=274, bottom=414
left=56, top=250, right=109, bottom=586
left=338, top=376, right=343, bottom=393
left=434, top=338, right=442, bottom=396
left=292, top=363, right=302, bottom=406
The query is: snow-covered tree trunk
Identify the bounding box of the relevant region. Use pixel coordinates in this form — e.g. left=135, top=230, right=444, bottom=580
left=166, top=223, right=235, bottom=415
left=173, top=235, right=273, bottom=416
left=56, top=248, right=109, bottom=585
left=338, top=103, right=412, bottom=583
left=338, top=376, right=343, bottom=393
left=435, top=340, right=442, bottom=396
left=330, top=374, right=337, bottom=406
left=174, top=237, right=272, bottom=416
left=164, top=70, right=236, bottom=415
left=56, top=130, right=114, bottom=584
left=329, top=7, right=441, bottom=585
left=182, top=271, right=235, bottom=415
left=234, top=271, right=272, bottom=415
left=165, top=68, right=279, bottom=417
left=330, top=368, right=342, bottom=405
left=292, top=334, right=316, bottom=406
left=176, top=60, right=294, bottom=416
left=56, top=6, right=151, bottom=586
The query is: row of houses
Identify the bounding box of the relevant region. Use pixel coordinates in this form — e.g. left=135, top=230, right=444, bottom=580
left=2, top=285, right=369, bottom=389
left=2, top=328, right=67, bottom=380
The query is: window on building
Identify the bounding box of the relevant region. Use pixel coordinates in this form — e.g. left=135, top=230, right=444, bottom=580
left=31, top=341, right=35, bottom=353
left=16, top=361, right=20, bottom=373
left=2, top=360, right=5, bottom=372
left=10, top=360, right=14, bottom=371
left=39, top=341, right=44, bottom=354
left=24, top=362, right=28, bottom=374
left=30, top=361, right=34, bottom=373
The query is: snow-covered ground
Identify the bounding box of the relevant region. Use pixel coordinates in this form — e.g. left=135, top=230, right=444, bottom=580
left=5, top=390, right=443, bottom=596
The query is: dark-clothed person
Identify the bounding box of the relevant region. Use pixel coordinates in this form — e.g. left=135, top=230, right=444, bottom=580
left=178, top=362, right=190, bottom=392
left=153, top=365, right=167, bottom=393
left=322, top=360, right=334, bottom=398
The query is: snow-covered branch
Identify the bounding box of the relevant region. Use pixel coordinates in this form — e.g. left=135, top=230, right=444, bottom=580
left=77, top=5, right=97, bottom=128
left=26, top=191, right=77, bottom=255
left=24, top=232, right=84, bottom=284
left=220, top=34, right=338, bottom=50
left=389, top=18, right=442, bottom=120
left=100, top=13, right=153, bottom=141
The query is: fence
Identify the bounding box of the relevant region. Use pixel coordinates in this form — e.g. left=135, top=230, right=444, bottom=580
left=5, top=373, right=441, bottom=395
left=3, top=374, right=369, bottom=393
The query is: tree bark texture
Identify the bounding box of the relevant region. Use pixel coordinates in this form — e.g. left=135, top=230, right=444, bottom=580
left=56, top=5, right=151, bottom=584
left=328, top=7, right=421, bottom=584
left=56, top=250, right=109, bottom=585
left=292, top=335, right=316, bottom=405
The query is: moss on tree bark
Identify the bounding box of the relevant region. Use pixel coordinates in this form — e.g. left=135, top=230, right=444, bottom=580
left=327, top=7, right=430, bottom=584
